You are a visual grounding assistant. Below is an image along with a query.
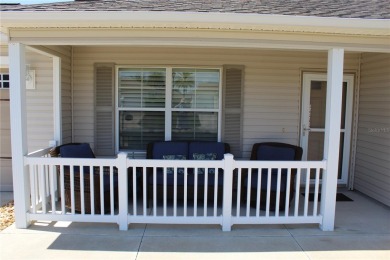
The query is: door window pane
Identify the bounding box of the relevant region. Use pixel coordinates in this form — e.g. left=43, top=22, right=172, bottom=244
left=310, top=81, right=326, bottom=128
left=340, top=82, right=347, bottom=129
left=307, top=132, right=344, bottom=180
left=310, top=81, right=348, bottom=129
left=307, top=132, right=324, bottom=161
left=338, top=133, right=345, bottom=179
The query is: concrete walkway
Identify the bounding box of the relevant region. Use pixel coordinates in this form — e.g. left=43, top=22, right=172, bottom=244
left=1, top=190, right=389, bottom=259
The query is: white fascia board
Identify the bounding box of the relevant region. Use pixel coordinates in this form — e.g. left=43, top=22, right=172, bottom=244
left=1, top=11, right=389, bottom=36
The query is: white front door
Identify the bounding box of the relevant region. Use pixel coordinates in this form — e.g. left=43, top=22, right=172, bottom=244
left=301, top=73, right=354, bottom=185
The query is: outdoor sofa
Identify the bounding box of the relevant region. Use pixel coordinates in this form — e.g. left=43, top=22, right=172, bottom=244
left=146, top=140, right=230, bottom=207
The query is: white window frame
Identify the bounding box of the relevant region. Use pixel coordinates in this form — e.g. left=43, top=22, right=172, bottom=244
left=115, top=66, right=222, bottom=153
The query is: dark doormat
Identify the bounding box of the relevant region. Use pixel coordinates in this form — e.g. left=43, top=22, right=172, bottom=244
left=303, top=192, right=353, bottom=202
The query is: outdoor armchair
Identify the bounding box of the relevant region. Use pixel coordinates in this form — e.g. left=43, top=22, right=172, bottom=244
left=50, top=143, right=118, bottom=214
left=243, top=142, right=303, bottom=211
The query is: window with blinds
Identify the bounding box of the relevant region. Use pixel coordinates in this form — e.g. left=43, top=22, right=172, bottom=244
left=119, top=111, right=165, bottom=150
left=118, top=68, right=166, bottom=108
left=172, top=69, right=220, bottom=141
left=118, top=68, right=166, bottom=150
left=117, top=67, right=221, bottom=151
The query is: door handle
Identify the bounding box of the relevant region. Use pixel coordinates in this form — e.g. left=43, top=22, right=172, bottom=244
left=303, top=125, right=311, bottom=136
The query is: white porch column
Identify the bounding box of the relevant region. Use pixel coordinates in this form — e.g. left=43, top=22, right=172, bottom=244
left=320, top=48, right=344, bottom=231
left=9, top=42, right=30, bottom=228
left=53, top=56, right=62, bottom=145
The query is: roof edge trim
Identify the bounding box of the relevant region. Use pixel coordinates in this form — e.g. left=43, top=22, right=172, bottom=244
left=1, top=11, right=389, bottom=30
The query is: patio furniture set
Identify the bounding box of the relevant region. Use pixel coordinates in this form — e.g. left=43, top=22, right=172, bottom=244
left=50, top=141, right=302, bottom=214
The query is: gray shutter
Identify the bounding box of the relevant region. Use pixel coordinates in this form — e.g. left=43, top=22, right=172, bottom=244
left=95, top=63, right=115, bottom=156
left=222, top=66, right=244, bottom=158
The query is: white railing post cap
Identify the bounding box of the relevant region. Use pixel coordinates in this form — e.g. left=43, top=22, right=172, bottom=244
left=224, top=153, right=234, bottom=160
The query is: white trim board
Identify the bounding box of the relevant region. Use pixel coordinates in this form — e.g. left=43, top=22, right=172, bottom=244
left=2, top=11, right=389, bottom=35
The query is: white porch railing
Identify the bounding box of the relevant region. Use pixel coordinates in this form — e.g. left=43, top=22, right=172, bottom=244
left=25, top=148, right=120, bottom=224
left=24, top=149, right=326, bottom=231
left=232, top=160, right=324, bottom=226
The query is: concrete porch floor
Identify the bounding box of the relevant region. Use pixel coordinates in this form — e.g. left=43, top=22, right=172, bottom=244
left=1, top=189, right=389, bottom=260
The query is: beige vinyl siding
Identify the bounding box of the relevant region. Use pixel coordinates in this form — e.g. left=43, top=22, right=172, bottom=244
left=354, top=53, right=390, bottom=206
left=0, top=45, right=71, bottom=191
left=56, top=46, right=72, bottom=144
left=0, top=65, right=10, bottom=146
left=72, top=52, right=94, bottom=145
left=0, top=44, right=7, bottom=55
left=26, top=47, right=72, bottom=151
left=0, top=159, right=12, bottom=191
left=0, top=45, right=11, bottom=190
left=44, top=46, right=72, bottom=145
left=25, top=50, right=55, bottom=152
left=0, top=81, right=12, bottom=191
left=0, top=87, right=10, bottom=158
left=0, top=91, right=10, bottom=157
left=72, top=46, right=359, bottom=156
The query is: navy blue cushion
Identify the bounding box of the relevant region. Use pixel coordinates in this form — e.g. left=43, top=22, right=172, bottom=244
left=257, top=145, right=296, bottom=161
left=152, top=141, right=188, bottom=159
left=60, top=143, right=95, bottom=158
left=189, top=142, right=226, bottom=160
left=246, top=143, right=300, bottom=191
left=60, top=144, right=95, bottom=174
left=162, top=154, right=186, bottom=175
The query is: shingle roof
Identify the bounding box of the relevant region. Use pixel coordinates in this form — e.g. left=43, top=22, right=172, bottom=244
left=1, top=0, right=389, bottom=19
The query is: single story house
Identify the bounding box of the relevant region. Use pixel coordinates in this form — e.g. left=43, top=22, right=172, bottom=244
left=0, top=0, right=389, bottom=231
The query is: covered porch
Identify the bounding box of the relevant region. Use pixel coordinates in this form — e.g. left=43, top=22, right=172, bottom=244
left=4, top=13, right=389, bottom=232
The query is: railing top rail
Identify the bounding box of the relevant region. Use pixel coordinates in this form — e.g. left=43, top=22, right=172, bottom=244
left=26, top=147, right=52, bottom=158
left=234, top=160, right=326, bottom=169
left=126, top=158, right=225, bottom=168
left=24, top=156, right=119, bottom=167
left=24, top=148, right=326, bottom=170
